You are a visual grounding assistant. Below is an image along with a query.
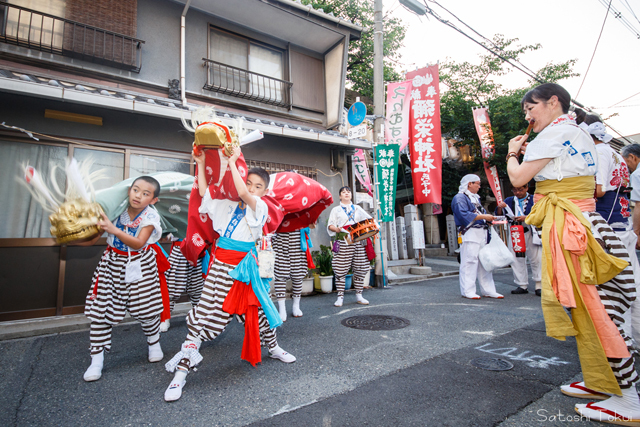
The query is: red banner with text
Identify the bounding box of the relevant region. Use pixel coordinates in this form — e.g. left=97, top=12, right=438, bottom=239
left=472, top=107, right=504, bottom=204
left=406, top=65, right=442, bottom=204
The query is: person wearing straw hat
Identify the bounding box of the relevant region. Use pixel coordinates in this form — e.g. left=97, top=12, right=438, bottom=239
left=451, top=174, right=503, bottom=300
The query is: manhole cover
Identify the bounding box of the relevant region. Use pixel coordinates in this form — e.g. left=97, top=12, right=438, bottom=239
left=470, top=357, right=514, bottom=371
left=341, top=315, right=410, bottom=331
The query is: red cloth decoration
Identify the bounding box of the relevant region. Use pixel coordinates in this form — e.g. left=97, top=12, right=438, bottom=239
left=216, top=246, right=263, bottom=366
left=271, top=172, right=333, bottom=233
left=365, top=237, right=376, bottom=261
left=222, top=279, right=262, bottom=367
left=182, top=149, right=247, bottom=265
left=150, top=244, right=172, bottom=323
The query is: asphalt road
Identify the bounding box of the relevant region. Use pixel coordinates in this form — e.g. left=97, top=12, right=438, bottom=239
left=0, top=269, right=606, bottom=426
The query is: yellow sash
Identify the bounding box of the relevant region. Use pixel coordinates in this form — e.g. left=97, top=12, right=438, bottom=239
left=527, top=176, right=628, bottom=395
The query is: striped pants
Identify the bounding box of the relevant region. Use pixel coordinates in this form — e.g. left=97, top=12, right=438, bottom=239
left=85, top=248, right=163, bottom=355
left=332, top=241, right=369, bottom=296
left=178, top=258, right=277, bottom=370
left=587, top=213, right=639, bottom=389
left=273, top=231, right=307, bottom=300
left=166, top=245, right=204, bottom=310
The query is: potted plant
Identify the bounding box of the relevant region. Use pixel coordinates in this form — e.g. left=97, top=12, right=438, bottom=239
left=312, top=245, right=333, bottom=293
left=301, top=270, right=314, bottom=295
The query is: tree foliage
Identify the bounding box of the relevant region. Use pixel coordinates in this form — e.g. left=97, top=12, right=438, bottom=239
left=438, top=35, right=579, bottom=205
left=301, top=0, right=407, bottom=102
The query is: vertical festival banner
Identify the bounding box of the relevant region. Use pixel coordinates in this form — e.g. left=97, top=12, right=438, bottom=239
left=384, top=80, right=413, bottom=151
left=472, top=108, right=504, bottom=204
left=352, top=149, right=373, bottom=196
left=406, top=65, right=442, bottom=204
left=376, top=144, right=399, bottom=222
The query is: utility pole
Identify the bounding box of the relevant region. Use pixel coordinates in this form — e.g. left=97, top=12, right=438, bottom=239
left=373, top=0, right=387, bottom=287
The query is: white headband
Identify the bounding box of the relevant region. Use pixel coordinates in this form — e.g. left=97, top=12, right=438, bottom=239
left=579, top=122, right=612, bottom=143
left=458, top=174, right=481, bottom=193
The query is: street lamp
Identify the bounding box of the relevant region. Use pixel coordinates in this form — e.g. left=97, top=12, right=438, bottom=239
left=399, top=0, right=426, bottom=15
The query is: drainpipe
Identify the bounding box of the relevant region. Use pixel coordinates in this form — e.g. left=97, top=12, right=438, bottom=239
left=180, top=0, right=191, bottom=107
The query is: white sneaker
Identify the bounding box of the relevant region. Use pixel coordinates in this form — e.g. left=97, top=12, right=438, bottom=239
left=269, top=345, right=296, bottom=363
left=164, top=370, right=187, bottom=402
left=159, top=319, right=170, bottom=333
left=83, top=351, right=104, bottom=382
left=292, top=296, right=303, bottom=317
left=149, top=342, right=164, bottom=362
left=334, top=296, right=344, bottom=307
left=356, top=294, right=369, bottom=305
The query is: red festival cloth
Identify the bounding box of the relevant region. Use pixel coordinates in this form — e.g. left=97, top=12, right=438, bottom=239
left=217, top=247, right=263, bottom=367
left=150, top=244, right=172, bottom=322
left=182, top=149, right=248, bottom=265
left=271, top=172, right=333, bottom=233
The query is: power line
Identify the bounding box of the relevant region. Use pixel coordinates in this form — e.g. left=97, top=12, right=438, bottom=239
left=404, top=0, right=636, bottom=143
left=576, top=0, right=612, bottom=99
left=419, top=1, right=545, bottom=85
left=597, top=0, right=640, bottom=38
left=621, top=0, right=640, bottom=25
left=426, top=0, right=542, bottom=81
left=608, top=90, right=640, bottom=107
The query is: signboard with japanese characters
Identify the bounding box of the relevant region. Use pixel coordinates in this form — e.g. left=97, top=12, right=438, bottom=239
left=384, top=80, right=413, bottom=150
left=375, top=144, right=399, bottom=222
left=472, top=107, right=504, bottom=204
left=352, top=148, right=373, bottom=196
left=405, top=65, right=442, bottom=204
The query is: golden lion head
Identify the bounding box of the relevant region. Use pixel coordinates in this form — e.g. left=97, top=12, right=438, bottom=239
left=193, top=122, right=239, bottom=156
left=49, top=199, right=104, bottom=244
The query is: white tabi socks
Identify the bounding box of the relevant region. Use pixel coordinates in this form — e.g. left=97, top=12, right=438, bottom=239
left=334, top=296, right=344, bottom=307
left=292, top=295, right=303, bottom=317
left=159, top=319, right=170, bottom=333
left=575, top=387, right=640, bottom=423
left=148, top=333, right=164, bottom=362
left=278, top=300, right=287, bottom=322
left=356, top=294, right=369, bottom=305
left=83, top=351, right=104, bottom=382
left=164, top=368, right=187, bottom=402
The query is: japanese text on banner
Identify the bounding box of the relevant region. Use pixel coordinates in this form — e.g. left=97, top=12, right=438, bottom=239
left=352, top=149, right=373, bottom=196
left=472, top=108, right=504, bottom=203
left=406, top=65, right=442, bottom=204
left=384, top=81, right=413, bottom=151
left=376, top=144, right=399, bottom=222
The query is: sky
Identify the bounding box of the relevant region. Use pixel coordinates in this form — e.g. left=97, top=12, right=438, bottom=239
left=383, top=0, right=640, bottom=139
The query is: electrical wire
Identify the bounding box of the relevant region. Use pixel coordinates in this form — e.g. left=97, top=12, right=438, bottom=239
left=608, top=90, right=640, bottom=107
left=407, top=0, right=636, bottom=144
left=426, top=0, right=542, bottom=81
left=597, top=0, right=640, bottom=38
left=622, top=0, right=640, bottom=25
left=576, top=0, right=613, bottom=99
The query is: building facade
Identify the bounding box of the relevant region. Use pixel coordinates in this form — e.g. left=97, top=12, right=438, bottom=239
left=0, top=0, right=366, bottom=321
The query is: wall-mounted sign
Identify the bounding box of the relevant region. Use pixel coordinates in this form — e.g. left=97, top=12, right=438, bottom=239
left=348, top=123, right=367, bottom=139
left=348, top=101, right=367, bottom=126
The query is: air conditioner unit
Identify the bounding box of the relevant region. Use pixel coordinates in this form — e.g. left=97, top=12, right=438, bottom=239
left=331, top=149, right=346, bottom=170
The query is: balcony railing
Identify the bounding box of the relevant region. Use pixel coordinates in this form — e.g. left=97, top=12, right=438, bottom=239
left=203, top=58, right=292, bottom=108
left=0, top=1, right=144, bottom=72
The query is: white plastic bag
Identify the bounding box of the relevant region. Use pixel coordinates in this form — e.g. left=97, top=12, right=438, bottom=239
left=479, top=227, right=515, bottom=272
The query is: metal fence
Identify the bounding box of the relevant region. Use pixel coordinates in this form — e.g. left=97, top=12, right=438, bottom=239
left=203, top=58, right=292, bottom=108
left=0, top=1, right=144, bottom=72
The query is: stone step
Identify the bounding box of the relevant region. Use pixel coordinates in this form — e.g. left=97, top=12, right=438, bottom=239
left=410, top=266, right=432, bottom=275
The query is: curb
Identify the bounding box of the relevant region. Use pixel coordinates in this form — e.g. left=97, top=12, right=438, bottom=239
left=0, top=302, right=194, bottom=341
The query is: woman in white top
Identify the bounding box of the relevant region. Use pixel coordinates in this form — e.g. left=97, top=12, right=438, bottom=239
left=327, top=186, right=372, bottom=307
left=507, top=83, right=640, bottom=423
